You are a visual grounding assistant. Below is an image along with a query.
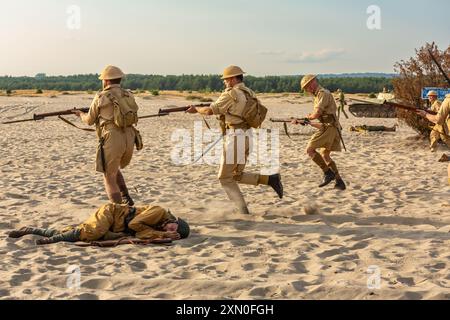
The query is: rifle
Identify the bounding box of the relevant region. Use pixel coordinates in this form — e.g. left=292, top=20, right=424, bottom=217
left=2, top=107, right=90, bottom=124
left=383, top=101, right=437, bottom=115
left=158, top=103, right=211, bottom=115
left=428, top=49, right=450, bottom=86
left=270, top=117, right=311, bottom=126
left=2, top=107, right=169, bottom=125
left=270, top=117, right=311, bottom=139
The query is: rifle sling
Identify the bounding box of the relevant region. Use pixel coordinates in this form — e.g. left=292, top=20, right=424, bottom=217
left=57, top=116, right=95, bottom=132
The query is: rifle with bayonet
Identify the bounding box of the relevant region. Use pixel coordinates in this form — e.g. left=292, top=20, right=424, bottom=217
left=158, top=103, right=211, bottom=115
left=2, top=107, right=90, bottom=124
left=2, top=107, right=169, bottom=125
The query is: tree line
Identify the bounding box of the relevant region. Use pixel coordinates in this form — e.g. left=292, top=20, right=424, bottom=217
left=0, top=74, right=394, bottom=94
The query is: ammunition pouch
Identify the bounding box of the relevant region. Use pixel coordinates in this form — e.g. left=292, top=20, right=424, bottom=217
left=133, top=127, right=144, bottom=151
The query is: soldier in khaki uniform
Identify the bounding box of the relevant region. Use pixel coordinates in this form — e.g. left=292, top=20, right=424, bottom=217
left=427, top=91, right=445, bottom=152
left=73, top=66, right=138, bottom=206
left=186, top=66, right=283, bottom=215
left=336, top=89, right=349, bottom=120
left=9, top=203, right=190, bottom=245
left=293, top=75, right=346, bottom=190
left=417, top=94, right=450, bottom=185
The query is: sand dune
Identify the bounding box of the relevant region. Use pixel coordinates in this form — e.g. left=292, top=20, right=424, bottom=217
left=0, top=93, right=449, bottom=300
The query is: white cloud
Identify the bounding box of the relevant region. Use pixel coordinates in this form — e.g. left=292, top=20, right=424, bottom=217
left=258, top=48, right=347, bottom=64
left=285, top=49, right=346, bottom=63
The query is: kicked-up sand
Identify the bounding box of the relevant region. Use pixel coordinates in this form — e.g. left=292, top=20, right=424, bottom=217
left=0, top=91, right=449, bottom=300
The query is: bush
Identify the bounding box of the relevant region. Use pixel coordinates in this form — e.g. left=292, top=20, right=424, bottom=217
left=186, top=95, right=202, bottom=101
left=6, top=89, right=12, bottom=95
left=151, top=90, right=160, bottom=96
left=199, top=97, right=214, bottom=103
left=87, top=90, right=93, bottom=94
left=368, top=93, right=377, bottom=98
left=61, top=91, right=70, bottom=95
left=36, top=89, right=43, bottom=94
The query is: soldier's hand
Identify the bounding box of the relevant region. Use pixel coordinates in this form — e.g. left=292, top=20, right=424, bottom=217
left=416, top=110, right=427, bottom=118
left=72, top=110, right=82, bottom=117
left=165, top=232, right=181, bottom=240
left=186, top=106, right=198, bottom=114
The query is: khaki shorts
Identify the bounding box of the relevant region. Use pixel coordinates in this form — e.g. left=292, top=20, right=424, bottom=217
left=96, top=126, right=135, bottom=174
left=307, top=125, right=342, bottom=152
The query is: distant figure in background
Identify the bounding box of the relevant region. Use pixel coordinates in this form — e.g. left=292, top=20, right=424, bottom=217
left=427, top=91, right=444, bottom=152
left=336, top=89, right=349, bottom=120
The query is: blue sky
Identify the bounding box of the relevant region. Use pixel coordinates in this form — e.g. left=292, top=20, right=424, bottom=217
left=0, top=0, right=448, bottom=76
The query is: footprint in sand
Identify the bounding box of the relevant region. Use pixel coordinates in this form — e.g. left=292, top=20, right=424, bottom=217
left=82, top=278, right=112, bottom=290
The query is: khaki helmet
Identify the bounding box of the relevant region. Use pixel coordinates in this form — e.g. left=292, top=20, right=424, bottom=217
left=427, top=90, right=438, bottom=97
left=301, top=74, right=317, bottom=90
left=221, top=65, right=246, bottom=80
left=176, top=218, right=190, bottom=239
left=99, top=65, right=125, bottom=80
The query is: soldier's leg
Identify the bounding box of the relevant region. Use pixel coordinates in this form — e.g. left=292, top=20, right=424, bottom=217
left=9, top=227, right=59, bottom=239
left=448, top=164, right=450, bottom=186
left=36, top=228, right=81, bottom=246
left=440, top=134, right=450, bottom=149
left=233, top=135, right=283, bottom=198
left=307, top=147, right=335, bottom=188
left=104, top=171, right=122, bottom=204
left=117, top=170, right=134, bottom=206
left=430, top=130, right=440, bottom=152
left=117, top=128, right=136, bottom=206
left=322, top=150, right=346, bottom=191
left=219, top=135, right=250, bottom=215
left=342, top=105, right=349, bottom=119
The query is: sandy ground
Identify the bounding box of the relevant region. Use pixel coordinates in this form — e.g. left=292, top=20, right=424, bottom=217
left=0, top=92, right=449, bottom=300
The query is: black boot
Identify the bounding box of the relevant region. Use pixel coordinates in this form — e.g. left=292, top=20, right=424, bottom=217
left=335, top=178, right=347, bottom=191
left=122, top=194, right=135, bottom=207
left=319, top=169, right=336, bottom=188
left=268, top=174, right=284, bottom=199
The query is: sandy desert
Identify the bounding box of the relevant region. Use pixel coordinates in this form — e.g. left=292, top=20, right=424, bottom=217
left=0, top=91, right=449, bottom=300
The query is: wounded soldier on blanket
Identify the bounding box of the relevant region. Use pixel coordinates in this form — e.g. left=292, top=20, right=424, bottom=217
left=9, top=204, right=190, bottom=245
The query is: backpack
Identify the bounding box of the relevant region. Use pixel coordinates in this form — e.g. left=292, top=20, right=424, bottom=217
left=105, top=89, right=139, bottom=128
left=239, top=88, right=268, bottom=128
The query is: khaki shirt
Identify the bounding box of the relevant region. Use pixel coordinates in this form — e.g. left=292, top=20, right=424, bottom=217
left=430, top=100, right=442, bottom=113
left=314, top=87, right=338, bottom=123
left=81, top=84, right=134, bottom=127
left=210, top=82, right=253, bottom=126
left=436, top=95, right=450, bottom=135
left=128, top=206, right=176, bottom=240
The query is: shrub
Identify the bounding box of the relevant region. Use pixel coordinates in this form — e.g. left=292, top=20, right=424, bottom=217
left=151, top=90, right=160, bottom=96
left=36, top=89, right=43, bottom=94
left=368, top=93, right=377, bottom=98
left=6, top=89, right=12, bottom=95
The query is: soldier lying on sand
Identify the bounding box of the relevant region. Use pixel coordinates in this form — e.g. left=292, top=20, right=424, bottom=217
left=9, top=203, right=190, bottom=245
left=349, top=125, right=397, bottom=133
